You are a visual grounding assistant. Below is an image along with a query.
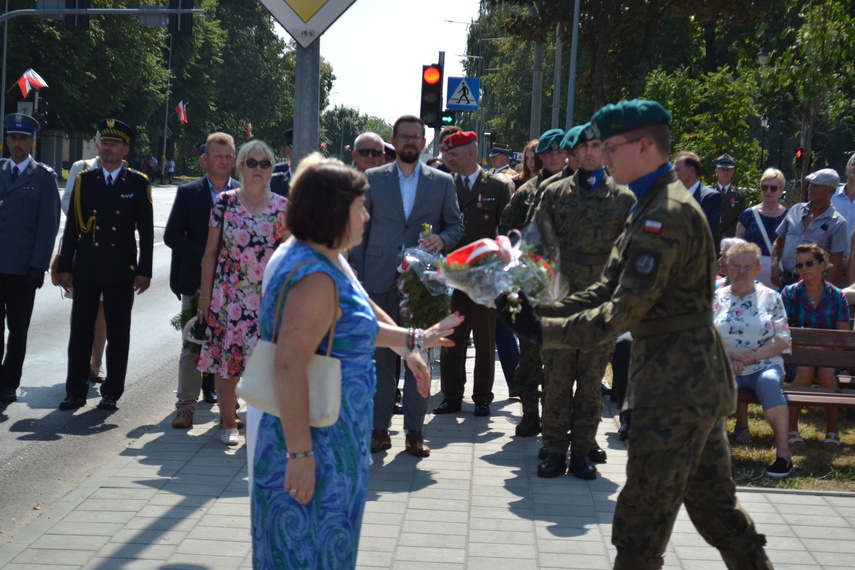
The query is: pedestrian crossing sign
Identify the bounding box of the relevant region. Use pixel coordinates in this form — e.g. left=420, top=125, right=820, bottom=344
left=446, top=77, right=480, bottom=111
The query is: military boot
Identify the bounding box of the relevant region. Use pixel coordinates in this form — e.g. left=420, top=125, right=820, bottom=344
left=515, top=398, right=541, bottom=437
left=536, top=452, right=567, bottom=478
left=568, top=450, right=597, bottom=480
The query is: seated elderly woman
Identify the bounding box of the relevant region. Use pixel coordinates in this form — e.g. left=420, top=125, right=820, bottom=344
left=782, top=243, right=850, bottom=448
left=713, top=242, right=793, bottom=477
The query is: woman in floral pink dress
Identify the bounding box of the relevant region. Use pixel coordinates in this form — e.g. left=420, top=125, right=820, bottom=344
left=197, top=139, right=290, bottom=445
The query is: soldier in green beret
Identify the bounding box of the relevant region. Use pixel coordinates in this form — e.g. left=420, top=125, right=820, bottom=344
left=497, top=99, right=771, bottom=569
left=531, top=123, right=636, bottom=479
left=497, top=127, right=570, bottom=438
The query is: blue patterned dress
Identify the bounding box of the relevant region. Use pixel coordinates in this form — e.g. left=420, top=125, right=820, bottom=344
left=251, top=242, right=378, bottom=569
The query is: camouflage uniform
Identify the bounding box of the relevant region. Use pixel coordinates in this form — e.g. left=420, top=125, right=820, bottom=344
left=540, top=169, right=769, bottom=569
left=533, top=171, right=635, bottom=456
left=498, top=167, right=567, bottom=415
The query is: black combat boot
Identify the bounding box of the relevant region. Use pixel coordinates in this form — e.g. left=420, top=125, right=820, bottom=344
left=588, top=441, right=607, bottom=463
left=515, top=413, right=541, bottom=437
left=568, top=450, right=597, bottom=480
left=536, top=453, right=567, bottom=478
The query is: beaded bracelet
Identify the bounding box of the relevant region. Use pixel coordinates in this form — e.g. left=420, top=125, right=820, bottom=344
left=286, top=450, right=314, bottom=459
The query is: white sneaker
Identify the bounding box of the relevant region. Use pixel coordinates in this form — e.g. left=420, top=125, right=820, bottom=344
left=220, top=428, right=239, bottom=446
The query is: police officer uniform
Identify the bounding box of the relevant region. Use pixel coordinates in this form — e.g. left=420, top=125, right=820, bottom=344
left=436, top=131, right=512, bottom=415
left=58, top=119, right=153, bottom=410
left=0, top=114, right=60, bottom=401
left=714, top=153, right=746, bottom=239
left=496, top=129, right=569, bottom=437
left=487, top=143, right=517, bottom=180
left=533, top=123, right=635, bottom=479
left=499, top=100, right=770, bottom=569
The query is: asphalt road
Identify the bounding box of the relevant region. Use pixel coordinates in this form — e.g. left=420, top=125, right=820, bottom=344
left=0, top=185, right=193, bottom=543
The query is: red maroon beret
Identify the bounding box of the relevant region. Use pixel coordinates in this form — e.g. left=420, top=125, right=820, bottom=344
left=441, top=130, right=477, bottom=152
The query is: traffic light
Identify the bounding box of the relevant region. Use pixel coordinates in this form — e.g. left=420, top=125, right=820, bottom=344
left=419, top=64, right=443, bottom=128
left=65, top=0, right=91, bottom=31
left=440, top=110, right=456, bottom=125
left=169, top=0, right=194, bottom=35
left=794, top=147, right=804, bottom=170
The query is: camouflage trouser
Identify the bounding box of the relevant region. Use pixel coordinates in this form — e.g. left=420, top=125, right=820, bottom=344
left=540, top=342, right=612, bottom=454
left=613, top=407, right=771, bottom=570
left=515, top=338, right=544, bottom=413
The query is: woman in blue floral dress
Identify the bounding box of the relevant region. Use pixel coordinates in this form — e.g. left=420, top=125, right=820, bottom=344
left=251, top=156, right=462, bottom=569
left=197, top=140, right=289, bottom=446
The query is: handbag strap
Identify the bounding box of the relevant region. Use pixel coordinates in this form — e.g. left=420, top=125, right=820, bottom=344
left=270, top=259, right=339, bottom=357
left=751, top=206, right=774, bottom=254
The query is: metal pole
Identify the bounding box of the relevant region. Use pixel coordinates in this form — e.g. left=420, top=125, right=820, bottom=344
left=565, top=0, right=581, bottom=129
left=530, top=40, right=543, bottom=140
left=160, top=33, right=173, bottom=186
left=551, top=24, right=561, bottom=129
left=1, top=0, right=8, bottom=152
left=293, top=38, right=320, bottom=166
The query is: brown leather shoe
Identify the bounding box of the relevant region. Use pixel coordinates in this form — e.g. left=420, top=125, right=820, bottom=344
left=171, top=409, right=194, bottom=429
left=370, top=429, right=391, bottom=453
left=405, top=431, right=431, bottom=457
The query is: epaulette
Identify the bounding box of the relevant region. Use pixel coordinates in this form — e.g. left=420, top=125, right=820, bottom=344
left=36, top=162, right=56, bottom=175
left=127, top=167, right=150, bottom=182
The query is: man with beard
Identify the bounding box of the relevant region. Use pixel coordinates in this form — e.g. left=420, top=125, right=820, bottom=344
left=350, top=115, right=464, bottom=457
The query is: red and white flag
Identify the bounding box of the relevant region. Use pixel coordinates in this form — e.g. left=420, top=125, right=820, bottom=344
left=17, top=68, right=48, bottom=98
left=175, top=101, right=188, bottom=124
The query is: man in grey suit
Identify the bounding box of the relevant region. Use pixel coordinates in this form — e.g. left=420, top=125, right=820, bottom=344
left=0, top=114, right=60, bottom=402
left=350, top=115, right=464, bottom=457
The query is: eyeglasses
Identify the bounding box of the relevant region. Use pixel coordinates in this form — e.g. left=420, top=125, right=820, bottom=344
left=394, top=134, right=422, bottom=143
left=245, top=159, right=272, bottom=169
left=356, top=148, right=384, bottom=157
left=794, top=260, right=818, bottom=269
left=760, top=184, right=780, bottom=192
left=602, top=138, right=640, bottom=157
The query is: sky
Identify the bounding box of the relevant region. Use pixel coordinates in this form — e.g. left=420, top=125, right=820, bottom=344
left=272, top=0, right=482, bottom=128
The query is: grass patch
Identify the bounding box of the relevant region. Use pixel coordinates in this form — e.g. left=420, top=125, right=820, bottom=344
left=729, top=405, right=855, bottom=491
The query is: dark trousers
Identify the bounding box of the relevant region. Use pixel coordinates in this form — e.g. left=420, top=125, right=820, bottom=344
left=495, top=318, right=520, bottom=391
left=0, top=273, right=37, bottom=392
left=65, top=279, right=134, bottom=401
left=439, top=289, right=496, bottom=404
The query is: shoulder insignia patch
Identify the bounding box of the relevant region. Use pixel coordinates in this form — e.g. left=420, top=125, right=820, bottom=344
left=643, top=220, right=662, bottom=234
left=634, top=253, right=656, bottom=275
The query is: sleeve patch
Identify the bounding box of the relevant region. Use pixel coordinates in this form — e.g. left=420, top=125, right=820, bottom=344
left=629, top=250, right=659, bottom=277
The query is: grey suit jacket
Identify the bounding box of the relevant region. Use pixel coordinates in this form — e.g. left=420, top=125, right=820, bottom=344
left=0, top=157, right=60, bottom=275
left=350, top=161, right=464, bottom=294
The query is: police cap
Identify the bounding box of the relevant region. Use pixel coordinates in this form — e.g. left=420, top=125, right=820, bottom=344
left=98, top=118, right=134, bottom=146
left=4, top=113, right=39, bottom=136
left=714, top=153, right=736, bottom=169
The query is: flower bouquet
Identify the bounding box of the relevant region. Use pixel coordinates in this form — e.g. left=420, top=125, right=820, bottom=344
left=396, top=224, right=452, bottom=329
left=433, top=222, right=565, bottom=320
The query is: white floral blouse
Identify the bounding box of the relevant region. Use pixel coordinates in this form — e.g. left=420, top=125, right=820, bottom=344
left=713, top=284, right=791, bottom=376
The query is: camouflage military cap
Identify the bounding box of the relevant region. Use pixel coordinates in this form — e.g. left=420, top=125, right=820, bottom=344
left=536, top=129, right=566, bottom=154
left=590, top=99, right=671, bottom=141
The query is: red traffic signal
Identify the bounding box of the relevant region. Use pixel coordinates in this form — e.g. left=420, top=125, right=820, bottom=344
left=423, top=66, right=441, bottom=85
left=795, top=148, right=804, bottom=159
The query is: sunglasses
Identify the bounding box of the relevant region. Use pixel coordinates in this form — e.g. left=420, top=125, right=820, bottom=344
left=760, top=184, right=780, bottom=191
left=794, top=260, right=818, bottom=269
left=356, top=148, right=384, bottom=157
left=245, top=159, right=272, bottom=169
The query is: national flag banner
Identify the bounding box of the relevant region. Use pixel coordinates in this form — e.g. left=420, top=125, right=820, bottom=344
left=344, top=144, right=351, bottom=151
left=320, top=142, right=327, bottom=149
left=17, top=68, right=48, bottom=98
left=175, top=101, right=188, bottom=124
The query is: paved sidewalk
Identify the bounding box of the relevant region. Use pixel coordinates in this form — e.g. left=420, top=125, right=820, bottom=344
left=2, top=360, right=855, bottom=569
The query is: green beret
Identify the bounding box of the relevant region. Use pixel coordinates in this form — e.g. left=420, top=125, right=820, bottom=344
left=536, top=128, right=565, bottom=154
left=590, top=99, right=671, bottom=141
left=561, top=125, right=585, bottom=150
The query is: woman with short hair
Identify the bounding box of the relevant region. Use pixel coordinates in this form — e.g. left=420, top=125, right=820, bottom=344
left=735, top=168, right=787, bottom=290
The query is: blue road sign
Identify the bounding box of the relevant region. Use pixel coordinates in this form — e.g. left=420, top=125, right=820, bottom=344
left=446, top=77, right=479, bottom=111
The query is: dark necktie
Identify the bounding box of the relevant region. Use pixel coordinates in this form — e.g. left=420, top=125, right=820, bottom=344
left=11, top=166, right=19, bottom=182
left=463, top=176, right=470, bottom=192
left=106, top=174, right=113, bottom=187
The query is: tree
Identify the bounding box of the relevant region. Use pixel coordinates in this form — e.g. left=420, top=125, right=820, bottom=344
left=320, top=106, right=392, bottom=162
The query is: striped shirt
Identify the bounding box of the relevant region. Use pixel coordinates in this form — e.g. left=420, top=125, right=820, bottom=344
left=781, top=281, right=850, bottom=329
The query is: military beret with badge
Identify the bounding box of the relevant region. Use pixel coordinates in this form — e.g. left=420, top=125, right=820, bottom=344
left=440, top=130, right=477, bottom=152
left=561, top=125, right=585, bottom=151
left=590, top=99, right=671, bottom=141
left=536, top=128, right=566, bottom=154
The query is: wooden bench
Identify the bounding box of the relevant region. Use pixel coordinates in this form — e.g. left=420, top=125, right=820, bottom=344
left=737, top=328, right=855, bottom=408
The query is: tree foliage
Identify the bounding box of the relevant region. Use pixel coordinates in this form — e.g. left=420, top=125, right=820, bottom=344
left=320, top=105, right=392, bottom=162
left=5, top=0, right=335, bottom=175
